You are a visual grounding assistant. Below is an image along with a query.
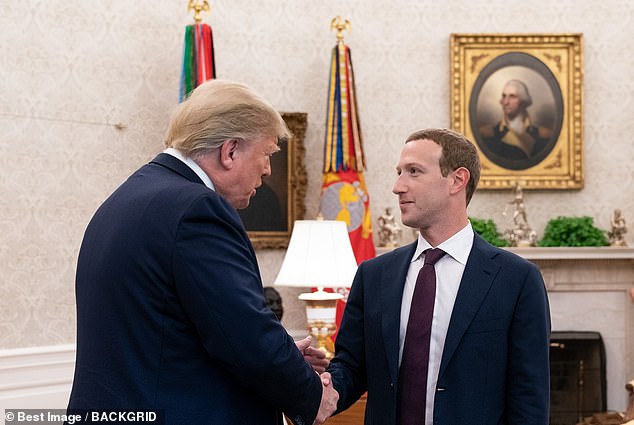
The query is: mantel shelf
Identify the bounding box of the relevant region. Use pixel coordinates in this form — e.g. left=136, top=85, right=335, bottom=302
left=505, top=246, right=634, bottom=260
left=377, top=245, right=634, bottom=260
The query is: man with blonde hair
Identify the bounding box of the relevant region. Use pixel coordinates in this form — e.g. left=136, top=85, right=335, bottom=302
left=68, top=79, right=337, bottom=425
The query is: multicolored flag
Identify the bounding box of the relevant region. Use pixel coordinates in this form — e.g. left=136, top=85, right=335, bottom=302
left=179, top=22, right=216, bottom=102
left=320, top=19, right=376, bottom=338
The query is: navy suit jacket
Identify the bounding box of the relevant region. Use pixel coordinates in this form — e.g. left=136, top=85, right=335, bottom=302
left=68, top=154, right=321, bottom=425
left=329, top=234, right=551, bottom=425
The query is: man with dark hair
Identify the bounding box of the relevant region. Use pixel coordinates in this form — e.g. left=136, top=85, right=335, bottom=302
left=327, top=128, right=551, bottom=424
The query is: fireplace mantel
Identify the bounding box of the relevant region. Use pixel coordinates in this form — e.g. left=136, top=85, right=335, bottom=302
left=507, top=246, right=634, bottom=411
left=507, top=246, right=634, bottom=260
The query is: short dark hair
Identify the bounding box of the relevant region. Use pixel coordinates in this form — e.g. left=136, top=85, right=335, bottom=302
left=405, top=128, right=481, bottom=205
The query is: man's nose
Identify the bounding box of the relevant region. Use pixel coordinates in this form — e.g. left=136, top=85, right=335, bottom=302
left=263, top=158, right=272, bottom=177
left=392, top=175, right=405, bottom=195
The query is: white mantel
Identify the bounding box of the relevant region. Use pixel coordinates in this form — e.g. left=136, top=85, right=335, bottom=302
left=508, top=246, right=634, bottom=412
left=507, top=246, right=634, bottom=260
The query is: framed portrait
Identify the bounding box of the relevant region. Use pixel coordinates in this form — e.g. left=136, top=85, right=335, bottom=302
left=450, top=34, right=584, bottom=189
left=238, top=112, right=308, bottom=248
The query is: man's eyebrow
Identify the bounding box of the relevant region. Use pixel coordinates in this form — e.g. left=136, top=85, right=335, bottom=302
left=268, top=145, right=282, bottom=154
left=398, top=162, right=424, bottom=171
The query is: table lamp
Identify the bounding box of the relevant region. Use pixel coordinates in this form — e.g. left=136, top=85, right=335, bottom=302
left=274, top=220, right=358, bottom=359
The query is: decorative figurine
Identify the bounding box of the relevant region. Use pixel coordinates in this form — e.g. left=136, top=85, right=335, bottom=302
left=626, top=378, right=634, bottom=422
left=377, top=207, right=402, bottom=247
left=608, top=208, right=628, bottom=247
left=503, top=183, right=537, bottom=247
left=263, top=287, right=284, bottom=321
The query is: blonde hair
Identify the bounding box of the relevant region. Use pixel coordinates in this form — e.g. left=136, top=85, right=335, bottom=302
left=165, top=79, right=290, bottom=158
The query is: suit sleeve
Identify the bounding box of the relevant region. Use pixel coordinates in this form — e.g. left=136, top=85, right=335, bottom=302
left=328, top=263, right=369, bottom=412
left=506, top=263, right=551, bottom=424
left=171, top=194, right=322, bottom=424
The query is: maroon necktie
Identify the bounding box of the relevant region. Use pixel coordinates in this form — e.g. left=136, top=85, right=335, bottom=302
left=398, top=248, right=446, bottom=425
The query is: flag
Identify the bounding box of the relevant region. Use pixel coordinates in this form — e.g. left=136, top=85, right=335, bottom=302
left=179, top=23, right=216, bottom=102
left=320, top=34, right=376, bottom=339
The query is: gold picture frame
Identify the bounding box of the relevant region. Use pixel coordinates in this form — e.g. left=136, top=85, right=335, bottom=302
left=238, top=112, right=308, bottom=249
left=450, top=33, right=583, bottom=189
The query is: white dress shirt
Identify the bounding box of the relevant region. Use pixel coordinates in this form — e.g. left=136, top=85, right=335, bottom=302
left=163, top=148, right=215, bottom=191
left=398, top=223, right=474, bottom=425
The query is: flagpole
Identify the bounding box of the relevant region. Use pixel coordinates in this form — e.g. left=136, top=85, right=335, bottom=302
left=330, top=16, right=350, bottom=44
left=180, top=1, right=215, bottom=101
left=320, top=16, right=376, bottom=343
left=188, top=0, right=210, bottom=24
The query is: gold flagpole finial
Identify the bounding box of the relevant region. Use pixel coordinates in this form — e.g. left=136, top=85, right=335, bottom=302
left=188, top=0, right=210, bottom=24
left=330, top=16, right=351, bottom=43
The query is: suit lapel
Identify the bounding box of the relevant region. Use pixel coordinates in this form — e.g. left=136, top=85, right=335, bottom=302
left=381, top=243, right=417, bottom=384
left=438, top=234, right=500, bottom=377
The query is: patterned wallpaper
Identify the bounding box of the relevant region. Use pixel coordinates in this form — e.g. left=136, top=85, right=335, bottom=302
left=1, top=0, right=633, bottom=348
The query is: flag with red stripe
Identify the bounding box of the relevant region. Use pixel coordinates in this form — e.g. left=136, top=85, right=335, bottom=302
left=320, top=40, right=375, bottom=340
left=180, top=23, right=216, bottom=102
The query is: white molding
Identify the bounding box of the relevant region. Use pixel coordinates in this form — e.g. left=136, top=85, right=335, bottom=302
left=507, top=246, right=634, bottom=260
left=379, top=245, right=634, bottom=260
left=0, top=344, right=75, bottom=409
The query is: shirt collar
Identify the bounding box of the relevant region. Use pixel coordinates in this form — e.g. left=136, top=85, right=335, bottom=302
left=163, top=148, right=215, bottom=191
left=411, top=222, right=474, bottom=265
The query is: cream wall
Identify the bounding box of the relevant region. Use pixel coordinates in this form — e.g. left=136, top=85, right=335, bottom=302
left=1, top=0, right=633, bottom=360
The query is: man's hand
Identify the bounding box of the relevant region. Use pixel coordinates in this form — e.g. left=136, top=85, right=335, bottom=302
left=314, top=372, right=338, bottom=425
left=296, top=336, right=330, bottom=374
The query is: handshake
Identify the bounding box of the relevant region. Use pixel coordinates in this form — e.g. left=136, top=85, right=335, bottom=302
left=296, top=337, right=339, bottom=425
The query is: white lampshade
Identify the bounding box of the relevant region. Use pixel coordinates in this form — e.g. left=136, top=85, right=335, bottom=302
left=274, top=220, right=358, bottom=289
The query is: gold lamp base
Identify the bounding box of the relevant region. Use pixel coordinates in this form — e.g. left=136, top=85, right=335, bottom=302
left=299, top=288, right=343, bottom=360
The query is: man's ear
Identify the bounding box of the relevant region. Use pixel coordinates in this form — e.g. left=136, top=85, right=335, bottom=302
left=219, top=139, right=239, bottom=170
left=450, top=167, right=470, bottom=196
